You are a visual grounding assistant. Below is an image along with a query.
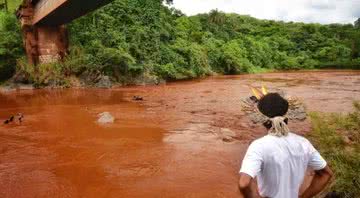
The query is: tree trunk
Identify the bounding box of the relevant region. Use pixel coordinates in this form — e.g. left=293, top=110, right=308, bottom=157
left=4, top=0, right=8, bottom=12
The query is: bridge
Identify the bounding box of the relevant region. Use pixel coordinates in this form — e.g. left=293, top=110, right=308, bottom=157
left=17, top=0, right=113, bottom=65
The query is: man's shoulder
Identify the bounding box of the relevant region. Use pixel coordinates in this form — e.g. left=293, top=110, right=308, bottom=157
left=252, top=133, right=311, bottom=146
left=251, top=135, right=269, bottom=144
left=249, top=135, right=274, bottom=148
left=288, top=132, right=311, bottom=143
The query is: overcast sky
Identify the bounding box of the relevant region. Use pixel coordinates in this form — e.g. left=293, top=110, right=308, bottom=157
left=170, top=0, right=360, bottom=24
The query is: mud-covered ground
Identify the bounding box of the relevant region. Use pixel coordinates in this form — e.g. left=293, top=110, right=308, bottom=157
left=0, top=70, right=359, bottom=198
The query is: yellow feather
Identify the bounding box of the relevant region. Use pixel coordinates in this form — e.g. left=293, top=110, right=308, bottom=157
left=251, top=87, right=264, bottom=99
left=261, top=85, right=268, bottom=95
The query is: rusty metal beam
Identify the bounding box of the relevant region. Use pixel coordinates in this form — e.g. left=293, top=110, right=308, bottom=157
left=32, top=0, right=67, bottom=25
left=32, top=0, right=113, bottom=25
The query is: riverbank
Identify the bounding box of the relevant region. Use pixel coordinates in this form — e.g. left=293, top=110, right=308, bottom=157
left=308, top=103, right=360, bottom=197
left=0, top=69, right=358, bottom=91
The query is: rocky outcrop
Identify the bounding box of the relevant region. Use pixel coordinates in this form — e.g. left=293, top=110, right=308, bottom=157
left=97, top=112, right=114, bottom=124
left=94, top=76, right=112, bottom=88
left=79, top=71, right=112, bottom=88
left=0, top=86, right=16, bottom=93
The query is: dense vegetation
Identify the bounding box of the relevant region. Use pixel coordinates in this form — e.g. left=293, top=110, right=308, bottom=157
left=309, top=102, right=360, bottom=197
left=0, top=0, right=22, bottom=11
left=0, top=10, right=23, bottom=81
left=1, top=0, right=360, bottom=84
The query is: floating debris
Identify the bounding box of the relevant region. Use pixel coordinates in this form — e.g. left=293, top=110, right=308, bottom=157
left=3, top=115, right=14, bottom=124
left=133, top=96, right=143, bottom=101
left=18, top=113, right=24, bottom=123
left=3, top=113, right=24, bottom=125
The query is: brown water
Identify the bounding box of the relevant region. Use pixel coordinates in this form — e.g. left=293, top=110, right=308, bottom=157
left=0, top=70, right=359, bottom=198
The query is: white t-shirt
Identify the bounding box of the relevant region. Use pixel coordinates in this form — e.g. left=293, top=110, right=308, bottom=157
left=239, top=132, right=327, bottom=198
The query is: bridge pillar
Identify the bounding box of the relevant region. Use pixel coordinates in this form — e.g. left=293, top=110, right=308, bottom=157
left=37, top=25, right=68, bottom=63
left=17, top=0, right=68, bottom=65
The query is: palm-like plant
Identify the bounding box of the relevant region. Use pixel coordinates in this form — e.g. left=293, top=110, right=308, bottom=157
left=209, top=9, right=226, bottom=25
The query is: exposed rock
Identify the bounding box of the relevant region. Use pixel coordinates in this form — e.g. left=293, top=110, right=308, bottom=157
left=67, top=76, right=82, bottom=87
left=79, top=70, right=102, bottom=87
left=0, top=86, right=16, bottom=93
left=17, top=84, right=35, bottom=90
left=46, top=79, right=61, bottom=88
left=12, top=72, right=30, bottom=84
left=95, top=76, right=112, bottom=88
left=97, top=112, right=114, bottom=124
left=133, top=74, right=165, bottom=86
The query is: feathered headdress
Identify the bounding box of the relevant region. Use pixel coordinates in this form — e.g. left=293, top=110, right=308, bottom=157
left=242, top=85, right=307, bottom=136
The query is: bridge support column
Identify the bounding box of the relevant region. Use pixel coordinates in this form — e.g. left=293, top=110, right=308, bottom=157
left=17, top=1, right=68, bottom=65
left=36, top=25, right=69, bottom=64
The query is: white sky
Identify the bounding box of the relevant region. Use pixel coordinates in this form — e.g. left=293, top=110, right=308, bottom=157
left=170, top=0, right=360, bottom=24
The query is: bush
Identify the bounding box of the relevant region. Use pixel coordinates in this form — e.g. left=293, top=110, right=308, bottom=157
left=15, top=57, right=68, bottom=87
left=170, top=38, right=211, bottom=78
left=220, top=40, right=253, bottom=74
left=154, top=63, right=184, bottom=80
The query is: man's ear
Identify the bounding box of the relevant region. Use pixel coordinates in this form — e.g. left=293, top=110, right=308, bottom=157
left=263, top=120, right=272, bottom=129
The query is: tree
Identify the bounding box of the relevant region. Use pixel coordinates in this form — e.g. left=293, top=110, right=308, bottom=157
left=3, top=0, right=360, bottom=83
left=355, top=18, right=360, bottom=29
left=0, top=11, right=23, bottom=81
left=0, top=0, right=7, bottom=12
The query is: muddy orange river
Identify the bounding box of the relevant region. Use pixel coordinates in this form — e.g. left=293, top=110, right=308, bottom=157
left=0, top=70, right=359, bottom=198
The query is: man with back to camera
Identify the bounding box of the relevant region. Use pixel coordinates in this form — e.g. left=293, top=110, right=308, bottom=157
left=238, top=93, right=333, bottom=198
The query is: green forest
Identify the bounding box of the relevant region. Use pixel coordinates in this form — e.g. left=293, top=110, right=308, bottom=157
left=1, top=0, right=360, bottom=85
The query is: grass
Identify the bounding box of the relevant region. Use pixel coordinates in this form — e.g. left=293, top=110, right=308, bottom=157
left=308, top=101, right=360, bottom=198
left=15, top=57, right=70, bottom=87
left=6, top=0, right=22, bottom=12
left=0, top=0, right=22, bottom=12
left=247, top=66, right=273, bottom=74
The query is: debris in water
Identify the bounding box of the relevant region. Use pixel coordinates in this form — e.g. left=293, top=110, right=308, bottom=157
left=3, top=113, right=24, bottom=125
left=18, top=113, right=24, bottom=123
left=3, top=115, right=14, bottom=124
left=133, top=96, right=143, bottom=101
left=97, top=112, right=115, bottom=124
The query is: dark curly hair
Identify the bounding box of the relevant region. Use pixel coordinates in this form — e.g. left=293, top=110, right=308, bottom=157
left=257, top=93, right=289, bottom=118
